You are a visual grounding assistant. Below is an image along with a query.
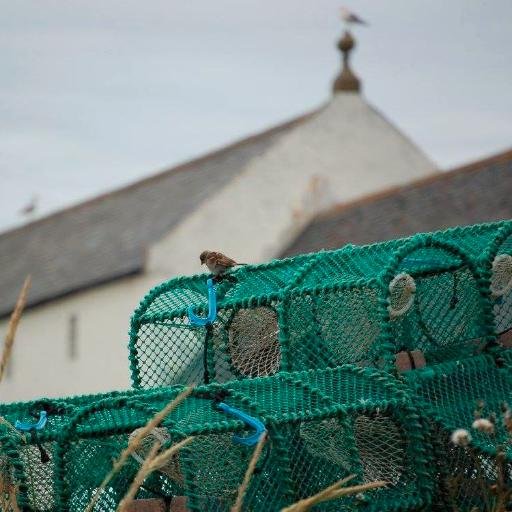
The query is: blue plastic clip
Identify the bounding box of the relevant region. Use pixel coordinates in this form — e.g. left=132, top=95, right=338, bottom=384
left=188, top=278, right=217, bottom=326
left=217, top=402, right=266, bottom=446
left=15, top=411, right=48, bottom=432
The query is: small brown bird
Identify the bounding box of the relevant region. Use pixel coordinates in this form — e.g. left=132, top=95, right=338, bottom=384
left=199, top=251, right=246, bottom=276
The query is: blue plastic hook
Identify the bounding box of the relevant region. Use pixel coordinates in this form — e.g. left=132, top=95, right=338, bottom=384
left=15, top=411, right=48, bottom=432
left=188, top=278, right=217, bottom=326
left=217, top=402, right=266, bottom=446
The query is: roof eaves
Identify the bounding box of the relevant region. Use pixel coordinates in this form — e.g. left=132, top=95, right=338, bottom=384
left=0, top=109, right=318, bottom=241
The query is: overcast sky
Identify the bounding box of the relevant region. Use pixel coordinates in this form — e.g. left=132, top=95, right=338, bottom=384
left=1, top=0, right=511, bottom=231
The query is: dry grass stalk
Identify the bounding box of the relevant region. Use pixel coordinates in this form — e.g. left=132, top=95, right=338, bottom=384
left=85, top=386, right=193, bottom=512
left=0, top=470, right=21, bottom=512
left=0, top=276, right=31, bottom=383
left=282, top=474, right=355, bottom=511
left=145, top=436, right=194, bottom=472
left=117, top=436, right=194, bottom=512
left=231, top=432, right=268, bottom=512
left=280, top=475, right=386, bottom=512
left=117, top=442, right=160, bottom=512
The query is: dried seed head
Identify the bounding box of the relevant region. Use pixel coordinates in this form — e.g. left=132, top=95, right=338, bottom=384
left=472, top=418, right=495, bottom=434
left=451, top=429, right=472, bottom=447
left=474, top=400, right=485, bottom=419
left=502, top=409, right=512, bottom=434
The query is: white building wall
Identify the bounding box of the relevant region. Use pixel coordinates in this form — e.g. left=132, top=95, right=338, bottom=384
left=149, top=94, right=435, bottom=277
left=0, top=271, right=169, bottom=402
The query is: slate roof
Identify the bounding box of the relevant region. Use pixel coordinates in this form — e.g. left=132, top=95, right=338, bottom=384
left=282, top=147, right=512, bottom=257
left=0, top=114, right=312, bottom=317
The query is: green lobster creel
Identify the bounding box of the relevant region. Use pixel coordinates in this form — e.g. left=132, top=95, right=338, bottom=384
left=0, top=365, right=430, bottom=512
left=129, top=221, right=510, bottom=389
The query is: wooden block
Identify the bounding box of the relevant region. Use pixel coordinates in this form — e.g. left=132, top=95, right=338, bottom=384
left=124, top=497, right=188, bottom=512
left=499, top=328, right=512, bottom=348
left=395, top=350, right=426, bottom=372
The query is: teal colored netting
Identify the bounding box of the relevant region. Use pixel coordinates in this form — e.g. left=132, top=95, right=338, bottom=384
left=129, top=221, right=512, bottom=388
left=0, top=366, right=430, bottom=512
left=1, top=220, right=512, bottom=511
left=406, top=355, right=512, bottom=511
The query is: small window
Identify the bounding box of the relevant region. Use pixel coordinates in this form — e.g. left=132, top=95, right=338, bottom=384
left=68, top=314, right=78, bottom=360
left=5, top=357, right=13, bottom=380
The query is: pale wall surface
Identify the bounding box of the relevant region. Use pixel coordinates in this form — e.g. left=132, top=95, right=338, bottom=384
left=0, top=271, right=170, bottom=402
left=149, top=93, right=435, bottom=276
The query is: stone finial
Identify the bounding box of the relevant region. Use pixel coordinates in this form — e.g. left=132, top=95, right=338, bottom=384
left=332, top=30, right=361, bottom=93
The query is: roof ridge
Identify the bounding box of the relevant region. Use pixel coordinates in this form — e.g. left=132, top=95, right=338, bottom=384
left=364, top=101, right=436, bottom=169
left=0, top=109, right=317, bottom=239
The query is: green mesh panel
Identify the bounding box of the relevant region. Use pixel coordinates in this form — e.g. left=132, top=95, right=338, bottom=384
left=388, top=251, right=485, bottom=363
left=0, top=365, right=429, bottom=512
left=405, top=354, right=512, bottom=511
left=429, top=424, right=503, bottom=512
left=283, top=284, right=381, bottom=369
left=129, top=220, right=510, bottom=387
left=407, top=355, right=512, bottom=452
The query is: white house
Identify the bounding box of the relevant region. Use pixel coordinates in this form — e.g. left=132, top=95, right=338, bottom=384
left=0, top=31, right=435, bottom=401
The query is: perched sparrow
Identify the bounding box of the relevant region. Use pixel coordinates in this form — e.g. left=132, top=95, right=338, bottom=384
left=199, top=251, right=246, bottom=276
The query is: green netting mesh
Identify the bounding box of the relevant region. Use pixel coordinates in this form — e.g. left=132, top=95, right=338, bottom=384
left=129, top=221, right=511, bottom=388
left=406, top=354, right=512, bottom=511
left=0, top=366, right=430, bottom=512
left=1, top=220, right=512, bottom=511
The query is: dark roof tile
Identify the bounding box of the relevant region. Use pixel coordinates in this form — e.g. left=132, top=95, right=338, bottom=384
left=0, top=114, right=312, bottom=316
left=282, top=148, right=512, bottom=257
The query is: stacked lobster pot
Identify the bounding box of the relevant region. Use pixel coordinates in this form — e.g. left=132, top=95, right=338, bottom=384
left=0, top=220, right=511, bottom=511
left=0, top=366, right=430, bottom=511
